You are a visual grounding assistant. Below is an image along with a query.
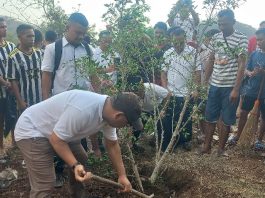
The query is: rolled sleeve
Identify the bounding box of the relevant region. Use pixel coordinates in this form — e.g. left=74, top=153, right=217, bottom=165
left=102, top=125, right=117, bottom=141
left=41, top=43, right=55, bottom=72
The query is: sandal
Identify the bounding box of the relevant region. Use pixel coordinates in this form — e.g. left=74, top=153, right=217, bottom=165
left=216, top=150, right=229, bottom=157
left=254, top=140, right=265, bottom=151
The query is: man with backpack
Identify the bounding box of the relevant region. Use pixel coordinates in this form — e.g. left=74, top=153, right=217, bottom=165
left=41, top=12, right=93, bottom=99
left=41, top=12, right=94, bottom=188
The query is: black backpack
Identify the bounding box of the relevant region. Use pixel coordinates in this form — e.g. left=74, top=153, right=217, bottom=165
left=52, top=39, right=91, bottom=87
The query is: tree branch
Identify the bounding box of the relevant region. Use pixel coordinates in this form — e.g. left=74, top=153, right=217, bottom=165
left=91, top=174, right=154, bottom=198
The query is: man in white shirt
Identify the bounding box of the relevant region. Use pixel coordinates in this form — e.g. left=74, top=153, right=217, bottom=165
left=15, top=90, right=143, bottom=198
left=127, top=80, right=170, bottom=149
left=93, top=30, right=120, bottom=87
left=160, top=27, right=201, bottom=151
left=41, top=13, right=95, bottom=187
left=41, top=13, right=94, bottom=98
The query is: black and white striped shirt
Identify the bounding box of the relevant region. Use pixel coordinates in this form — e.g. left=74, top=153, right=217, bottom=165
left=209, top=30, right=248, bottom=87
left=6, top=48, right=42, bottom=106
left=0, top=41, right=15, bottom=98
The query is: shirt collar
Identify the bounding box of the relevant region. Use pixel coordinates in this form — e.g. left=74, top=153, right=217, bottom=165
left=62, top=36, right=86, bottom=48
left=62, top=37, right=69, bottom=47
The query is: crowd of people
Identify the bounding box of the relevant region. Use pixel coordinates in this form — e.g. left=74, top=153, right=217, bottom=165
left=0, top=0, right=265, bottom=197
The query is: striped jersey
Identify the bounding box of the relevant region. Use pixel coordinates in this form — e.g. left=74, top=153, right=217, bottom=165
left=6, top=47, right=42, bottom=106
left=209, top=30, right=248, bottom=87
left=0, top=40, right=15, bottom=98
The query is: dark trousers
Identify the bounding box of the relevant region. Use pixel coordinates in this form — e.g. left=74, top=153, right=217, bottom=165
left=157, top=96, right=193, bottom=151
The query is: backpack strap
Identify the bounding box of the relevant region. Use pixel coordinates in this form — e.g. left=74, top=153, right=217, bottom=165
left=81, top=41, right=91, bottom=58
left=53, top=38, right=63, bottom=78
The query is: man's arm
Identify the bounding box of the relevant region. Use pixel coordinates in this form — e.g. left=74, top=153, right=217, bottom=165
left=10, top=80, right=27, bottom=110
left=42, top=71, right=52, bottom=100
left=41, top=44, right=55, bottom=99
left=161, top=71, right=168, bottom=89
left=49, top=132, right=91, bottom=182
left=204, top=52, right=215, bottom=85
left=0, top=76, right=9, bottom=87
left=105, top=138, right=132, bottom=192
left=229, top=54, right=247, bottom=103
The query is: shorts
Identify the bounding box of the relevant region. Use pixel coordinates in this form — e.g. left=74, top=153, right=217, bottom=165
left=0, top=98, right=7, bottom=114
left=241, top=95, right=265, bottom=118
left=205, top=85, right=239, bottom=126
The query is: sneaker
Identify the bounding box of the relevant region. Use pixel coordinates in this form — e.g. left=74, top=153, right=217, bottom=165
left=21, top=160, right=26, bottom=169
left=54, top=173, right=65, bottom=188
left=227, top=134, right=238, bottom=146
left=254, top=140, right=265, bottom=151
left=216, top=149, right=229, bottom=157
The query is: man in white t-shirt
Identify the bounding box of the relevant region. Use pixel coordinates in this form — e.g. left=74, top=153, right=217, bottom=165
left=160, top=27, right=201, bottom=151
left=137, top=82, right=169, bottom=113
left=15, top=90, right=143, bottom=198
left=126, top=80, right=169, bottom=150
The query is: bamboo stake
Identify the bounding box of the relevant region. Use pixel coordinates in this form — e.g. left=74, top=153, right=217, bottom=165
left=91, top=174, right=154, bottom=198
left=126, top=143, right=144, bottom=192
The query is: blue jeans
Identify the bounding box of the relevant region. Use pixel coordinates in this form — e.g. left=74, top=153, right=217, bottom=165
left=205, top=85, right=239, bottom=126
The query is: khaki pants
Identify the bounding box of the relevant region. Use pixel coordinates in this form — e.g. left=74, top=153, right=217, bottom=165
left=17, top=137, right=88, bottom=198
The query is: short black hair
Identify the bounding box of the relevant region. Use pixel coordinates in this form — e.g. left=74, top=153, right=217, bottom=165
left=217, top=9, right=235, bottom=21
left=68, top=12, right=89, bottom=27
left=99, top=30, right=111, bottom=39
left=0, top=17, right=5, bottom=23
left=260, top=21, right=265, bottom=27
left=154, top=22, right=167, bottom=32
left=256, top=28, right=265, bottom=36
left=34, top=29, right=43, bottom=43
left=16, top=24, right=33, bottom=36
left=167, top=26, right=186, bottom=37
left=45, top=30, right=57, bottom=43
left=205, top=29, right=220, bottom=38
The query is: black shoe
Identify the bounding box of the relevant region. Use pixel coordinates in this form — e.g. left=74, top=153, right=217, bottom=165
left=54, top=173, right=65, bottom=188
left=132, top=143, right=145, bottom=153
left=181, top=142, right=192, bottom=151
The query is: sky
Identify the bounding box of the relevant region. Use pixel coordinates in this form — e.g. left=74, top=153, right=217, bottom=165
left=0, top=0, right=264, bottom=30
left=57, top=0, right=265, bottom=31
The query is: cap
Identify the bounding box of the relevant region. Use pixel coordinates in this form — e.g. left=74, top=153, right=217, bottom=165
left=112, top=92, right=143, bottom=131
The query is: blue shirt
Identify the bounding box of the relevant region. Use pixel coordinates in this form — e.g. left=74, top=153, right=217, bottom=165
left=244, top=51, right=265, bottom=98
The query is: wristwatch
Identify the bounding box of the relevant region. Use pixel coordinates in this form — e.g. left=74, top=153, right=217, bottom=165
left=71, top=161, right=81, bottom=171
